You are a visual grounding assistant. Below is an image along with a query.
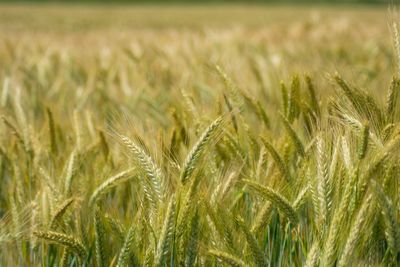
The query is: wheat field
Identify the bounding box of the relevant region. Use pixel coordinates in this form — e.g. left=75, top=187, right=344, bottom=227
left=0, top=4, right=399, bottom=266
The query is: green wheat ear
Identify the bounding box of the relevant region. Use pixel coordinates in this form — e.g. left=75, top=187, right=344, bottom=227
left=392, top=22, right=400, bottom=76
left=280, top=113, right=305, bottom=157
left=385, top=76, right=400, bottom=122
left=235, top=217, right=267, bottom=267
left=59, top=248, right=70, bottom=267
left=64, top=149, right=77, bottom=197
left=208, top=249, right=246, bottom=267
left=154, top=195, right=176, bottom=267
left=215, top=65, right=244, bottom=110
left=46, top=108, right=58, bottom=155
left=304, top=241, right=320, bottom=267
left=104, top=213, right=126, bottom=243
left=371, top=180, right=400, bottom=256
left=33, top=231, right=86, bottom=259
left=338, top=195, right=372, bottom=267
left=49, top=197, right=75, bottom=229
left=180, top=116, right=223, bottom=184
left=179, top=208, right=200, bottom=267
left=251, top=201, right=273, bottom=233
left=116, top=223, right=137, bottom=267
left=2, top=116, right=25, bottom=150
left=358, top=122, right=369, bottom=160
left=119, top=134, right=163, bottom=201
left=243, top=179, right=298, bottom=225
left=94, top=207, right=106, bottom=267
left=261, top=137, right=292, bottom=182
left=305, top=75, right=320, bottom=117
left=287, top=74, right=301, bottom=122
left=89, top=168, right=136, bottom=207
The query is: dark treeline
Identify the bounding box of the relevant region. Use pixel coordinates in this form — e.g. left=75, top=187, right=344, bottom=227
left=0, top=0, right=389, bottom=3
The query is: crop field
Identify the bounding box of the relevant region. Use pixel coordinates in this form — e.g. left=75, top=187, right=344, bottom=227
left=0, top=3, right=399, bottom=266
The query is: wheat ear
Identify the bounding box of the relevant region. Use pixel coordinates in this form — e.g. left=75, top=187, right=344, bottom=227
left=243, top=179, right=298, bottom=224
left=94, top=207, right=106, bottom=267
left=33, top=231, right=86, bottom=259
left=116, top=223, right=136, bottom=267
left=89, top=168, right=136, bottom=206
left=154, top=196, right=176, bottom=267
left=180, top=116, right=223, bottom=184
left=208, top=249, right=246, bottom=267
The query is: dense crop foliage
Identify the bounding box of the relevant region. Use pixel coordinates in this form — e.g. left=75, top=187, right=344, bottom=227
left=0, top=4, right=399, bottom=266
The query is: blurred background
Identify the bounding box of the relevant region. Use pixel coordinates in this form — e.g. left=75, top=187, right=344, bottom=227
left=0, top=0, right=393, bottom=103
